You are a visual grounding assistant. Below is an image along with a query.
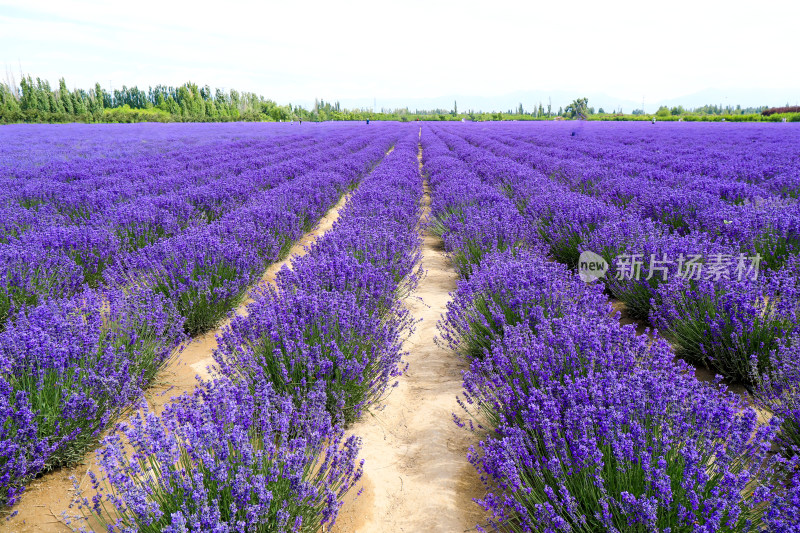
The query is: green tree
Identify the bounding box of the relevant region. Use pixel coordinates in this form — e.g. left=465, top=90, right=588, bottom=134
left=19, top=76, right=35, bottom=111
left=71, top=90, right=87, bottom=114
left=656, top=106, right=671, bottom=117
left=93, top=83, right=105, bottom=112
left=565, top=97, right=589, bottom=119
left=0, top=83, right=19, bottom=112
left=58, top=78, right=74, bottom=114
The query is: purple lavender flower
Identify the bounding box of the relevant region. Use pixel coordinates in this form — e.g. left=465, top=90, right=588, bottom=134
left=651, top=267, right=799, bottom=384
left=74, top=377, right=362, bottom=532
left=0, top=286, right=182, bottom=505
left=440, top=249, right=612, bottom=359
left=215, top=286, right=409, bottom=424
left=464, top=317, right=785, bottom=533
left=754, top=332, right=800, bottom=455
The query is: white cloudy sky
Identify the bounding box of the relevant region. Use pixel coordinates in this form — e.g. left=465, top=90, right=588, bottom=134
left=1, top=0, right=798, bottom=108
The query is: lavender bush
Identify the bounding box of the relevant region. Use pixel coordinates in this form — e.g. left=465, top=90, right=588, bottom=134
left=527, top=190, right=620, bottom=269
left=73, top=377, right=362, bottom=532
left=0, top=242, right=83, bottom=329
left=109, top=228, right=262, bottom=335
left=277, top=252, right=410, bottom=312
left=583, top=225, right=736, bottom=320
left=467, top=321, right=784, bottom=532
left=0, top=286, right=182, bottom=506
left=652, top=271, right=799, bottom=384
left=442, top=202, right=532, bottom=278
left=440, top=249, right=611, bottom=359
left=215, top=287, right=410, bottom=424
left=754, top=333, right=800, bottom=455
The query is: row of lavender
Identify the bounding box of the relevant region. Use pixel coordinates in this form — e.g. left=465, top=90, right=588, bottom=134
left=464, top=123, right=800, bottom=276
left=473, top=121, right=800, bottom=202
left=1, top=124, right=395, bottom=327
left=68, top=132, right=423, bottom=531
left=422, top=123, right=800, bottom=531
left=0, top=124, right=397, bottom=510
left=436, top=123, right=800, bottom=442
left=457, top=124, right=800, bottom=459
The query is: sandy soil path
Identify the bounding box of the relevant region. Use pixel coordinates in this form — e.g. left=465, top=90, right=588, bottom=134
left=1, top=192, right=352, bottom=533
left=332, top=149, right=486, bottom=533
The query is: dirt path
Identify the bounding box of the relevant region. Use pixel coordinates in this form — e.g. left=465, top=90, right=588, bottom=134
left=332, top=146, right=486, bottom=533
left=1, top=192, right=352, bottom=533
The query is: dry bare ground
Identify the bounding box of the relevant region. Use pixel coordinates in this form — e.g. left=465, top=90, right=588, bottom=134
left=332, top=150, right=486, bottom=533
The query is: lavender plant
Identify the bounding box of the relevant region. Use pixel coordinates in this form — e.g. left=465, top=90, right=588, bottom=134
left=0, top=243, right=83, bottom=329
left=471, top=363, right=783, bottom=532
left=753, top=333, right=800, bottom=456
left=215, top=287, right=409, bottom=425
left=583, top=225, right=736, bottom=320
left=277, top=252, right=414, bottom=312
left=527, top=190, right=620, bottom=269
left=0, top=287, right=182, bottom=505
left=440, top=249, right=611, bottom=359
left=763, top=459, right=800, bottom=533
left=73, top=378, right=362, bottom=532
left=652, top=272, right=799, bottom=384
left=462, top=318, right=787, bottom=533
left=109, top=229, right=259, bottom=335
left=442, top=202, right=532, bottom=278
left=304, top=221, right=422, bottom=287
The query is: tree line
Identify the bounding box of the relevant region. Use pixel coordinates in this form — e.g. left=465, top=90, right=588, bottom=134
left=1, top=76, right=798, bottom=124
left=0, top=75, right=302, bottom=123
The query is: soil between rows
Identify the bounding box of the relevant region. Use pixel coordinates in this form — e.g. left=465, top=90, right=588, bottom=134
left=332, top=151, right=487, bottom=532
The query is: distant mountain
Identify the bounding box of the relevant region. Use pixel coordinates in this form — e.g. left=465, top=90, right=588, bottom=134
left=335, top=88, right=799, bottom=114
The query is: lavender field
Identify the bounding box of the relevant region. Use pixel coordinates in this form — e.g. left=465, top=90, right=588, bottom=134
left=2, top=121, right=800, bottom=532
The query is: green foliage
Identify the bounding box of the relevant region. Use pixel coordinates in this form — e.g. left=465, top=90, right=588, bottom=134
left=102, top=105, right=171, bottom=123
left=565, top=97, right=589, bottom=119
left=661, top=287, right=793, bottom=385
left=1, top=75, right=798, bottom=124
left=656, top=106, right=671, bottom=117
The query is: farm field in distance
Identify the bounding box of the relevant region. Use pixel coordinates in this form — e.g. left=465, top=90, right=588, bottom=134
left=2, top=120, right=800, bottom=532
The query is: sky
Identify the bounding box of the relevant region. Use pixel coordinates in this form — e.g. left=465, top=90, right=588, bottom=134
left=1, top=0, right=799, bottom=111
